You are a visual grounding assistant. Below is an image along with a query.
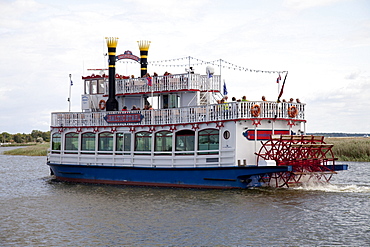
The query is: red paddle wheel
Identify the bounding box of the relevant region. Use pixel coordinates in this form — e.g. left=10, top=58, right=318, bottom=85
left=256, top=135, right=338, bottom=188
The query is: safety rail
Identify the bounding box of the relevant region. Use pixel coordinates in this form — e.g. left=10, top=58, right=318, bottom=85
left=51, top=101, right=305, bottom=127
left=110, top=73, right=221, bottom=95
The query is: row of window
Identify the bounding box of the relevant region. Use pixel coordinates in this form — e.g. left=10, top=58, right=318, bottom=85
left=52, top=129, right=219, bottom=154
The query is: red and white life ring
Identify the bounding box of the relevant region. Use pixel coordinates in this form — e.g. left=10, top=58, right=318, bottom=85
left=288, top=106, right=298, bottom=118
left=99, top=100, right=106, bottom=110
left=250, top=104, right=261, bottom=117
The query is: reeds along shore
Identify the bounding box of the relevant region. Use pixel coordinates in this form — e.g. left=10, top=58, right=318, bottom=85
left=2, top=142, right=49, bottom=156
left=325, top=137, right=370, bottom=162
left=2, top=138, right=370, bottom=162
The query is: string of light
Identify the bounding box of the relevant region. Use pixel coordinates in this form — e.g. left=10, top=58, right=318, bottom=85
left=117, top=56, right=287, bottom=74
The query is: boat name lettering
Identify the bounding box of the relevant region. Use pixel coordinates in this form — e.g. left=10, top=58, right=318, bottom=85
left=116, top=50, right=140, bottom=62
left=104, top=113, right=144, bottom=123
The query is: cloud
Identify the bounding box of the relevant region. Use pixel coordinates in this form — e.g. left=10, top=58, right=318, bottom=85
left=345, top=71, right=361, bottom=80
left=283, top=0, right=349, bottom=10
left=0, top=0, right=369, bottom=134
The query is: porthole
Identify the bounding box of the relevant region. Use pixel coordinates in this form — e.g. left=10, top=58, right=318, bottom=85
left=223, top=130, right=230, bottom=139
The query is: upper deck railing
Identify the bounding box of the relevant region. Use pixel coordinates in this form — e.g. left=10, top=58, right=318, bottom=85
left=108, top=73, right=221, bottom=95
left=51, top=101, right=305, bottom=128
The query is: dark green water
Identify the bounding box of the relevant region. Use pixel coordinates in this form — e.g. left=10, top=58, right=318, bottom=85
left=1, top=147, right=369, bottom=246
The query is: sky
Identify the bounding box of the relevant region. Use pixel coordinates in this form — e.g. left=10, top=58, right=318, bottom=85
left=1, top=0, right=369, bottom=134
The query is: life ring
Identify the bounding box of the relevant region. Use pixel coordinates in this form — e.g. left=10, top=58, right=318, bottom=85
left=99, top=100, right=106, bottom=110
left=288, top=105, right=298, bottom=118
left=250, top=104, right=261, bottom=117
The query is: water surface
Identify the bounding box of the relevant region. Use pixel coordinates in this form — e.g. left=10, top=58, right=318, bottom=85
left=1, top=148, right=369, bottom=246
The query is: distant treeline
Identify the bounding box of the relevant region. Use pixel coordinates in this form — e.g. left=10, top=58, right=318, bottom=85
left=308, top=133, right=369, bottom=137
left=1, top=130, right=50, bottom=144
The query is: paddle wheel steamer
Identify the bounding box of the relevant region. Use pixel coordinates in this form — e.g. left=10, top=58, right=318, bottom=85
left=47, top=38, right=348, bottom=188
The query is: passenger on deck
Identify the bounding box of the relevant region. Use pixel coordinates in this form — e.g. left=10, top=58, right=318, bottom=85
left=296, top=98, right=301, bottom=103
left=143, top=73, right=150, bottom=78
left=122, top=106, right=127, bottom=111
left=131, top=105, right=137, bottom=110
left=242, top=96, right=248, bottom=102
left=153, top=72, right=158, bottom=77
left=262, top=96, right=266, bottom=101
left=223, top=96, right=228, bottom=102
left=232, top=97, right=236, bottom=101
left=289, top=98, right=294, bottom=103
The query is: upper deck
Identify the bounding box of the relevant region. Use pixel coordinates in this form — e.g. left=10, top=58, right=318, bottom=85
left=82, top=73, right=222, bottom=96
left=113, top=73, right=221, bottom=95
left=51, top=101, right=305, bottom=128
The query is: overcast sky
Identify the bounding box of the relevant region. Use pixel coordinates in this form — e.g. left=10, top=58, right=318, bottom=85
left=1, top=0, right=369, bottom=134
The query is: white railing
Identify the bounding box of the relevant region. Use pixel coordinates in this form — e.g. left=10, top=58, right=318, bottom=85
left=110, top=73, right=221, bottom=95
left=51, top=101, right=305, bottom=127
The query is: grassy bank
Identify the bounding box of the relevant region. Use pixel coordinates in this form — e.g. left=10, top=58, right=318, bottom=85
left=325, top=137, right=370, bottom=162
left=3, top=142, right=50, bottom=156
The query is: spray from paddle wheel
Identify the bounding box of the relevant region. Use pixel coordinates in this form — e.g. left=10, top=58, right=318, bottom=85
left=256, top=135, right=338, bottom=188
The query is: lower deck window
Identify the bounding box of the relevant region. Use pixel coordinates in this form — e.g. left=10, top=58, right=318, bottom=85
left=98, top=132, right=113, bottom=152
left=175, top=130, right=195, bottom=154
left=52, top=133, right=61, bottom=151
left=81, top=132, right=95, bottom=151
left=198, top=129, right=219, bottom=154
left=155, top=131, right=172, bottom=152
left=65, top=132, right=78, bottom=151
left=135, top=131, right=152, bottom=152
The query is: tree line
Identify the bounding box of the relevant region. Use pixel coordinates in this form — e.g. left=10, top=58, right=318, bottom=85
left=1, top=130, right=50, bottom=144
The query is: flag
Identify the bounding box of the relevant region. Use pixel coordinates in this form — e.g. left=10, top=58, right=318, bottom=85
left=277, top=72, right=288, bottom=102
left=70, top=80, right=73, bottom=86
left=146, top=77, right=152, bottom=86
left=223, top=81, right=228, bottom=95
left=276, top=74, right=281, bottom=83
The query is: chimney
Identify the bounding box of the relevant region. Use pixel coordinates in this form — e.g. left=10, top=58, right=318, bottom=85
left=137, top=40, right=151, bottom=77
left=105, top=37, right=119, bottom=111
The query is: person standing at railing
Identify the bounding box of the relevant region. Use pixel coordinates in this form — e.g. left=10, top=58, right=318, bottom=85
left=241, top=96, right=248, bottom=115
left=222, top=96, right=230, bottom=119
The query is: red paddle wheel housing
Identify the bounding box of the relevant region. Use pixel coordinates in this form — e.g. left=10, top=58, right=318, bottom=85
left=256, top=135, right=338, bottom=187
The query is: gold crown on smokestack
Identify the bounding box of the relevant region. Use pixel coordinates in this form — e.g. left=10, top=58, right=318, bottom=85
left=137, top=40, right=151, bottom=51
left=105, top=37, right=119, bottom=48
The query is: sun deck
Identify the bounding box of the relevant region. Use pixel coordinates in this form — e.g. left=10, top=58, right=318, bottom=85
left=113, top=74, right=221, bottom=95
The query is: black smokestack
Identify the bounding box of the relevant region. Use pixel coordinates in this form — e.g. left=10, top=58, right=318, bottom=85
left=105, top=37, right=119, bottom=111
left=137, top=40, right=151, bottom=77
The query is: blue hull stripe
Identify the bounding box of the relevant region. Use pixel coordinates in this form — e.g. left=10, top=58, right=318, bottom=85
left=47, top=163, right=292, bottom=189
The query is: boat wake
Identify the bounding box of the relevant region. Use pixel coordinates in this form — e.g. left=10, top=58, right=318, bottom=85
left=293, top=183, right=370, bottom=193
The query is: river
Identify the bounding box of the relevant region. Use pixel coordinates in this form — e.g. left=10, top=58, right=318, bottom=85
left=1, top=147, right=369, bottom=246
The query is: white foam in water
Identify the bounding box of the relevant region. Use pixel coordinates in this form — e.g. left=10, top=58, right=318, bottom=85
left=293, top=182, right=370, bottom=193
